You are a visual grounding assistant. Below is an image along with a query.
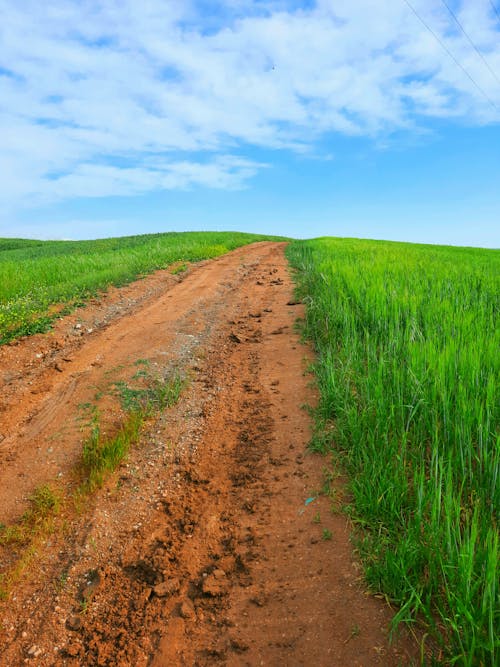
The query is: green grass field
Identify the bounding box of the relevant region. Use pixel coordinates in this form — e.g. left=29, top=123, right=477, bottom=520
left=0, top=231, right=285, bottom=343
left=287, top=238, right=499, bottom=666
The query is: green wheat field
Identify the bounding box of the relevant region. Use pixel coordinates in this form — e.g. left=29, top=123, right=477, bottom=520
left=287, top=238, right=499, bottom=666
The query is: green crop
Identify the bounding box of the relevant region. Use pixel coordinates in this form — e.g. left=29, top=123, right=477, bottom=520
left=287, top=237, right=499, bottom=665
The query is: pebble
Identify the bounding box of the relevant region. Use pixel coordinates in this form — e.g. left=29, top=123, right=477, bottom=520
left=66, top=615, right=82, bottom=631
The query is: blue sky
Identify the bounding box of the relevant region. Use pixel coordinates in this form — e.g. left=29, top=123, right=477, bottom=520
left=1, top=0, right=499, bottom=247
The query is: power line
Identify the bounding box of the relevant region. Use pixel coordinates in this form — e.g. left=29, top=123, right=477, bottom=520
left=402, top=0, right=499, bottom=113
left=439, top=0, right=500, bottom=87
left=489, top=0, right=500, bottom=24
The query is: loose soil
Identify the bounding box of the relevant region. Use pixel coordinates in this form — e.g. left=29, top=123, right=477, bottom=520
left=0, top=242, right=420, bottom=666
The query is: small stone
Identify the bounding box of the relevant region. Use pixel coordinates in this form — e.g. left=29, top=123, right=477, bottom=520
left=66, top=615, right=82, bottom=631
left=213, top=569, right=226, bottom=578
left=180, top=599, right=196, bottom=620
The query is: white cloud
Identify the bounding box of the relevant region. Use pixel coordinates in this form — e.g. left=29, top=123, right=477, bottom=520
left=0, top=0, right=499, bottom=209
left=40, top=156, right=265, bottom=200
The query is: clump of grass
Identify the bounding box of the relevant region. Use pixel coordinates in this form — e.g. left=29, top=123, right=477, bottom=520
left=287, top=237, right=499, bottom=665
left=322, top=528, right=333, bottom=541
left=0, top=484, right=62, bottom=598
left=170, top=262, right=188, bottom=275
left=81, top=373, right=185, bottom=490
left=113, top=373, right=185, bottom=414
left=24, top=484, right=61, bottom=522
left=81, top=411, right=145, bottom=491
left=0, top=484, right=61, bottom=547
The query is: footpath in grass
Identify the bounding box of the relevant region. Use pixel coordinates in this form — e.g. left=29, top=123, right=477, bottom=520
left=287, top=238, right=499, bottom=666
left=0, top=231, right=285, bottom=344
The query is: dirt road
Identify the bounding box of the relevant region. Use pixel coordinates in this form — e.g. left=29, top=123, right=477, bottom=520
left=0, top=242, right=418, bottom=666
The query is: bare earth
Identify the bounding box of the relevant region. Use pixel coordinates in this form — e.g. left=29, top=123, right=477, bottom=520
left=0, top=242, right=419, bottom=666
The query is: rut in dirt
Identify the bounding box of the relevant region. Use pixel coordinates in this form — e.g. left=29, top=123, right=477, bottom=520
left=0, top=243, right=419, bottom=666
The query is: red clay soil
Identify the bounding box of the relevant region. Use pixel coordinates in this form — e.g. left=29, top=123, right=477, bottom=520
left=0, top=242, right=420, bottom=666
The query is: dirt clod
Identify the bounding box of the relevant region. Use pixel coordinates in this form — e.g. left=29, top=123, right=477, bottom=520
left=179, top=599, right=196, bottom=620
left=202, top=570, right=228, bottom=597
left=153, top=579, right=180, bottom=598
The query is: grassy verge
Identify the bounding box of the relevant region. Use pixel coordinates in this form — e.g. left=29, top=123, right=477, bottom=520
left=287, top=238, right=499, bottom=666
left=0, top=231, right=286, bottom=343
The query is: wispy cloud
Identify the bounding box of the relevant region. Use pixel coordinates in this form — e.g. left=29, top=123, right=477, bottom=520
left=1, top=0, right=499, bottom=208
